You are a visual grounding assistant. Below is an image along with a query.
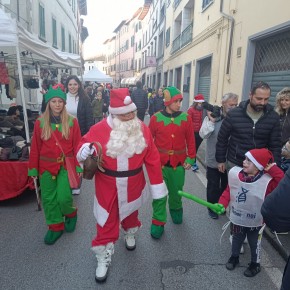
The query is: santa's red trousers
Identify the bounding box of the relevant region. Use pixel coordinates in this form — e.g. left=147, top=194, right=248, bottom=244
left=92, top=196, right=141, bottom=247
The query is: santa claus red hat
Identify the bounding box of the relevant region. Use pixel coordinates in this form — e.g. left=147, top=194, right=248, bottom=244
left=109, top=88, right=137, bottom=115
left=194, top=94, right=205, bottom=103
left=245, top=148, right=274, bottom=170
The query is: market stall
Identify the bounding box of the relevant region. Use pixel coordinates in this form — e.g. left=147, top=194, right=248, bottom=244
left=0, top=8, right=81, bottom=201
left=0, top=161, right=34, bottom=201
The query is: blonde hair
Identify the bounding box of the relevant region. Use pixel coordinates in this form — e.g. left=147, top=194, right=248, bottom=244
left=275, top=87, right=290, bottom=115
left=41, top=102, right=71, bottom=140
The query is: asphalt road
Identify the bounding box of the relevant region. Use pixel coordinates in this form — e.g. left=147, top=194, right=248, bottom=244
left=0, top=163, right=286, bottom=290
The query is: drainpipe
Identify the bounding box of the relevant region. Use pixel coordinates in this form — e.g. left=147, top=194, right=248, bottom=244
left=220, top=0, right=235, bottom=75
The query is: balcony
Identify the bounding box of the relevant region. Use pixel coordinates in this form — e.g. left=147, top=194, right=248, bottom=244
left=171, top=22, right=193, bottom=55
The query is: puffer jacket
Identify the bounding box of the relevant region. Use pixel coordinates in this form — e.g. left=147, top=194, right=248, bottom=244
left=216, top=100, right=281, bottom=166
left=261, top=167, right=290, bottom=290
left=131, top=88, right=148, bottom=110
left=77, top=95, right=94, bottom=136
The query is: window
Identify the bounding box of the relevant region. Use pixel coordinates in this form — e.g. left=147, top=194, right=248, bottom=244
left=61, top=26, right=65, bottom=51
left=39, top=4, right=46, bottom=40
left=52, top=17, right=57, bottom=47
left=166, top=27, right=170, bottom=47
left=72, top=0, right=76, bottom=14
left=69, top=34, right=72, bottom=53
left=131, top=36, right=135, bottom=47
left=202, top=0, right=213, bottom=10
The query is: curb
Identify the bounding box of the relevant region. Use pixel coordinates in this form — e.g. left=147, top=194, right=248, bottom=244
left=263, top=227, right=289, bottom=262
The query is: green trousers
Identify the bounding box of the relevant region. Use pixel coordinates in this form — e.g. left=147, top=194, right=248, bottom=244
left=152, top=166, right=185, bottom=223
left=40, top=167, right=76, bottom=226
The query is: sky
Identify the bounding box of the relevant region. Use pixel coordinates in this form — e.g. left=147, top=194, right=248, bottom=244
left=82, top=0, right=144, bottom=59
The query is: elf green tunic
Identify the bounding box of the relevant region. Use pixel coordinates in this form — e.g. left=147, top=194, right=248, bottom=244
left=149, top=110, right=196, bottom=225
left=28, top=116, right=82, bottom=231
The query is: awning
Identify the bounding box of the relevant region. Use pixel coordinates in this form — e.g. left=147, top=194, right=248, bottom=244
left=128, top=77, right=139, bottom=85
left=0, top=9, right=81, bottom=68
left=121, top=77, right=140, bottom=86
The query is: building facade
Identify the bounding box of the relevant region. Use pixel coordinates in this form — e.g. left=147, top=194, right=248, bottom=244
left=0, top=0, right=87, bottom=108
left=102, top=0, right=290, bottom=109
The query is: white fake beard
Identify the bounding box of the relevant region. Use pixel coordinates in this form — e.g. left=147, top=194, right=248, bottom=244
left=106, top=115, right=147, bottom=158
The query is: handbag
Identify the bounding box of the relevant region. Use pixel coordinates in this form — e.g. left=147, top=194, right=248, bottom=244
left=83, top=142, right=104, bottom=180
left=199, top=116, right=215, bottom=139
left=51, top=131, right=80, bottom=189
left=65, top=156, right=80, bottom=188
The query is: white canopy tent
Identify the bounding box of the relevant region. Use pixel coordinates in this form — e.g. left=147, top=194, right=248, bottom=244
left=82, top=67, right=112, bottom=83
left=0, top=8, right=81, bottom=142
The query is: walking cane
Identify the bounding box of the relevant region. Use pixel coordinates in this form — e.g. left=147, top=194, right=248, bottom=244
left=27, top=143, right=41, bottom=211
left=178, top=190, right=225, bottom=214
left=33, top=176, right=41, bottom=211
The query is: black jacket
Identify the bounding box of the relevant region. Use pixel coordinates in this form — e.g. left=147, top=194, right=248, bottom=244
left=131, top=88, right=148, bottom=110
left=77, top=95, right=94, bottom=136
left=261, top=167, right=290, bottom=290
left=153, top=96, right=165, bottom=113
left=261, top=167, right=290, bottom=232
left=216, top=100, right=281, bottom=166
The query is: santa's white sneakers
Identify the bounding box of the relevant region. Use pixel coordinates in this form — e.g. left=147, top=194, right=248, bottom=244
left=124, top=226, right=139, bottom=250
left=229, top=235, right=245, bottom=254
left=72, top=188, right=81, bottom=195
left=91, top=242, right=114, bottom=282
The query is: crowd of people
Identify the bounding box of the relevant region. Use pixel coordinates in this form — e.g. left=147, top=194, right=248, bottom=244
left=18, top=77, right=290, bottom=288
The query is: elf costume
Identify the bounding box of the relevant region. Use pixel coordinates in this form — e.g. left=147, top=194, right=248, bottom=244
left=28, top=86, right=82, bottom=245
left=149, top=86, right=196, bottom=238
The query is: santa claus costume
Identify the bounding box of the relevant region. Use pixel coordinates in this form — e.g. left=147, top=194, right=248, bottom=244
left=77, top=88, right=167, bottom=282
left=28, top=85, right=82, bottom=245
left=149, top=86, right=196, bottom=239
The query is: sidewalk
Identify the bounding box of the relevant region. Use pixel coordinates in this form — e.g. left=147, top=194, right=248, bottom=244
left=196, top=141, right=290, bottom=262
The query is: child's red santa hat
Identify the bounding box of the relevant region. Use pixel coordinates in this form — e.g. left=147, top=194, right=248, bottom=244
left=109, top=88, right=137, bottom=115
left=193, top=94, right=205, bottom=103
left=245, top=148, right=274, bottom=170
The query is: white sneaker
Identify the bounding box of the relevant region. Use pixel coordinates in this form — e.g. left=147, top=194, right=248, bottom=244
left=72, top=188, right=81, bottom=195
left=124, top=227, right=139, bottom=251
left=229, top=235, right=244, bottom=254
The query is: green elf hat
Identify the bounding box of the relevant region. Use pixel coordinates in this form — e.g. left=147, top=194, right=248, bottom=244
left=44, top=85, right=67, bottom=104
left=163, top=86, right=183, bottom=106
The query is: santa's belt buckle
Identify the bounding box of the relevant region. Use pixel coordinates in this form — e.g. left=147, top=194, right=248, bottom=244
left=57, top=156, right=64, bottom=163
left=168, top=150, right=174, bottom=155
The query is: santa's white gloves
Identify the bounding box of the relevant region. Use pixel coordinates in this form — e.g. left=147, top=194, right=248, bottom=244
left=77, top=143, right=95, bottom=162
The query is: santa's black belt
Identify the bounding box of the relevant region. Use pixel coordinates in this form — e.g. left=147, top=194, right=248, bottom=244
left=99, top=166, right=142, bottom=177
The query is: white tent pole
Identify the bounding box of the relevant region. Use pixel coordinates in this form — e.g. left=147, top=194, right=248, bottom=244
left=16, top=45, right=30, bottom=143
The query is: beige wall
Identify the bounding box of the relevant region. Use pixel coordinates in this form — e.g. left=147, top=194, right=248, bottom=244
left=163, top=0, right=290, bottom=105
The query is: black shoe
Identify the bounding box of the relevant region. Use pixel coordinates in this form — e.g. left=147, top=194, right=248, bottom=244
left=208, top=209, right=218, bottom=219
left=226, top=256, right=239, bottom=270
left=244, top=262, right=261, bottom=277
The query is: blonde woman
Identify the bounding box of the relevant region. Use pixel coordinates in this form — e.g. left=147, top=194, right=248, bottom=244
left=275, top=87, right=290, bottom=146
left=28, top=85, right=82, bottom=245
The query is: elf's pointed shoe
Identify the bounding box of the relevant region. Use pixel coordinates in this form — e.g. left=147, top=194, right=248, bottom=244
left=150, top=224, right=164, bottom=239
left=44, top=230, right=63, bottom=245
left=65, top=215, right=78, bottom=233
left=170, top=208, right=183, bottom=224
